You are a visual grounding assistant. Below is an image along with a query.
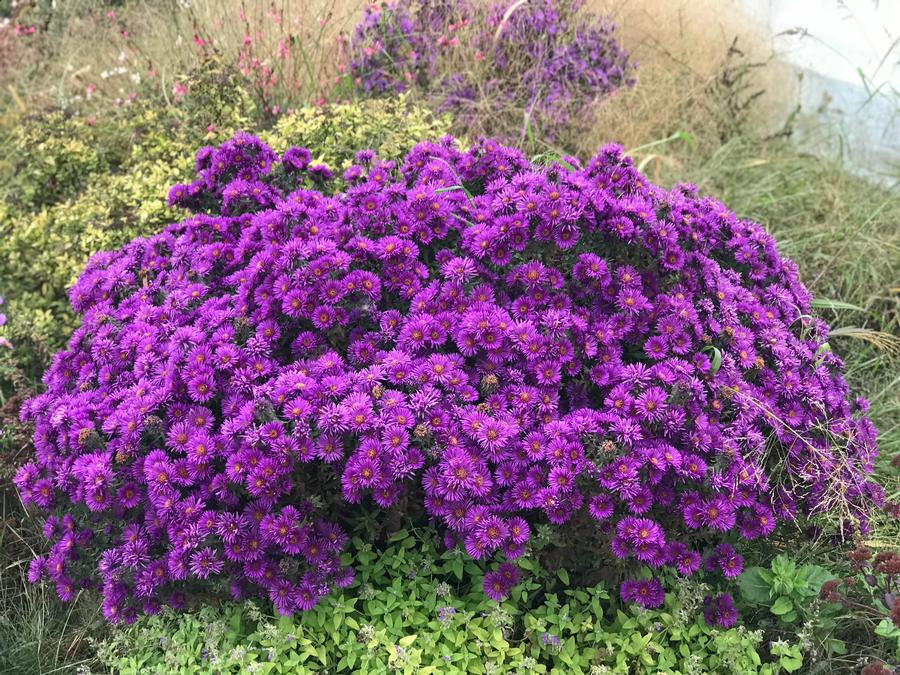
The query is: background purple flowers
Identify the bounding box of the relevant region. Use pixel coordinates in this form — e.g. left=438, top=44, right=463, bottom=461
left=351, top=0, right=636, bottom=142
left=14, top=130, right=881, bottom=622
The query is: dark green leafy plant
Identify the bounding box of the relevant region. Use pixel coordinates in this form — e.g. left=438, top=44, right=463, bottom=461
left=738, top=554, right=836, bottom=625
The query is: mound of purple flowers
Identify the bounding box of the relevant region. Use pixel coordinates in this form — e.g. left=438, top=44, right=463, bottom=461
left=351, top=0, right=635, bottom=140
left=350, top=0, right=467, bottom=95
left=16, top=132, right=881, bottom=623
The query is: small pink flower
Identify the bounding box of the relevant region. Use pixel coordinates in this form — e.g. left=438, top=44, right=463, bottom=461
left=106, top=10, right=117, bottom=20
left=474, top=50, right=485, bottom=62
left=172, top=82, right=188, bottom=102
left=193, top=35, right=205, bottom=47
left=121, top=30, right=129, bottom=38
left=277, top=39, right=289, bottom=59
left=86, top=83, right=97, bottom=98
left=86, top=117, right=96, bottom=126
left=207, top=124, right=217, bottom=133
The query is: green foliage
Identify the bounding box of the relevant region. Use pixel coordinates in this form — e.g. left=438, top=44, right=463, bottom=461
left=768, top=640, right=805, bottom=673
left=0, top=86, right=450, bottom=398
left=738, top=554, right=836, bottom=625
left=259, top=94, right=453, bottom=171
left=1, top=111, right=112, bottom=210
left=97, top=530, right=777, bottom=675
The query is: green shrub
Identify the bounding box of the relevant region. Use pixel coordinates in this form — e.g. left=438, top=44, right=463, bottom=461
left=260, top=95, right=453, bottom=172
left=0, top=110, right=113, bottom=211
left=97, top=530, right=777, bottom=675
left=0, top=87, right=450, bottom=395
left=738, top=554, right=837, bottom=626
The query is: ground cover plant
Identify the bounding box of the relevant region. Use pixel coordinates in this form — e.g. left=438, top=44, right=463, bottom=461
left=97, top=528, right=781, bottom=674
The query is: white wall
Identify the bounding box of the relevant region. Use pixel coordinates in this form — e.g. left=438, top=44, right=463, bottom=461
left=740, top=0, right=900, bottom=182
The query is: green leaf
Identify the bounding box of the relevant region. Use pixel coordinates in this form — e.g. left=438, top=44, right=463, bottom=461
left=799, top=565, right=834, bottom=594
left=875, top=619, right=900, bottom=638
left=557, top=569, right=570, bottom=585
left=770, top=597, right=793, bottom=616
left=701, top=346, right=722, bottom=375
left=780, top=610, right=798, bottom=624
left=398, top=635, right=417, bottom=648
left=388, top=529, right=409, bottom=542
left=810, top=298, right=866, bottom=312
left=779, top=654, right=803, bottom=672
left=737, top=568, right=771, bottom=605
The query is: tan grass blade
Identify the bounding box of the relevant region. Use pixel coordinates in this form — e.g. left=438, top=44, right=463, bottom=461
left=827, top=326, right=900, bottom=354
left=494, top=0, right=529, bottom=44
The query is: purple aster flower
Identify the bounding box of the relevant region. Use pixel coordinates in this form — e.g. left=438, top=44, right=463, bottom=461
left=16, top=132, right=881, bottom=622
left=703, top=593, right=738, bottom=628
left=189, top=548, right=223, bottom=579
left=620, top=578, right=665, bottom=608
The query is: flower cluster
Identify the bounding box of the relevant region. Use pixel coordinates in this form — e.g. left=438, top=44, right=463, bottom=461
left=827, top=545, right=900, bottom=630
left=350, top=0, right=635, bottom=140
left=16, top=131, right=881, bottom=623
left=447, top=0, right=635, bottom=138
left=703, top=593, right=738, bottom=628
left=350, top=0, right=467, bottom=95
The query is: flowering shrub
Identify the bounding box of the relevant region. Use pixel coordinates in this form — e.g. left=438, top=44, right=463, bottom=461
left=449, top=0, right=635, bottom=140
left=350, top=0, right=468, bottom=95
left=16, top=132, right=881, bottom=623
left=351, top=0, right=635, bottom=141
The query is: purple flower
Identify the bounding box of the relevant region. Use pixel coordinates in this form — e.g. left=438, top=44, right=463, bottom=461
left=706, top=543, right=745, bottom=579
left=16, top=133, right=880, bottom=622
left=189, top=548, right=223, bottom=580
left=620, top=578, right=665, bottom=608
left=350, top=1, right=635, bottom=142
left=703, top=593, right=739, bottom=628
left=483, top=562, right=519, bottom=601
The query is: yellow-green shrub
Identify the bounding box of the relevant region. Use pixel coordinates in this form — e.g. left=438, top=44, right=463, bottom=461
left=1, top=110, right=113, bottom=210
left=260, top=95, right=453, bottom=170
left=0, top=89, right=450, bottom=394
